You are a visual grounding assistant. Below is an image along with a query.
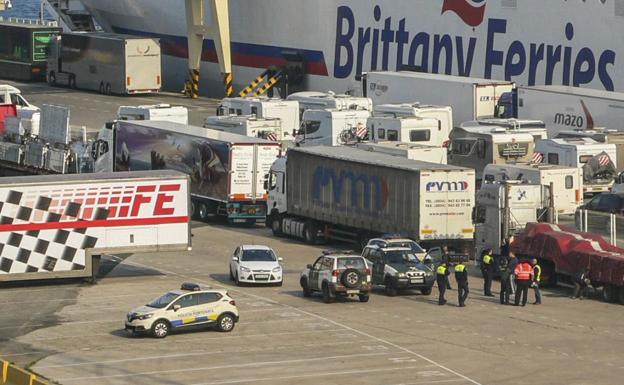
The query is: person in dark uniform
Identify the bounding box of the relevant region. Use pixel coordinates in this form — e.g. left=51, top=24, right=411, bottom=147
left=498, top=254, right=511, bottom=305
left=437, top=262, right=450, bottom=305
left=442, top=245, right=452, bottom=290
left=454, top=259, right=469, bottom=307
left=481, top=248, right=494, bottom=297
left=572, top=267, right=591, bottom=299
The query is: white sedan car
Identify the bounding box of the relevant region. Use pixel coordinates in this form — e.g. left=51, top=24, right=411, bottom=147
left=229, top=245, right=283, bottom=286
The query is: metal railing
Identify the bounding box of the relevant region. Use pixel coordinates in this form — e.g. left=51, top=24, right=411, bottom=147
left=576, top=209, right=622, bottom=247
left=0, top=16, right=58, bottom=27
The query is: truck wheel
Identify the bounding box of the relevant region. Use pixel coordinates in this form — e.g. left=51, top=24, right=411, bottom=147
left=68, top=75, right=76, bottom=89
left=385, top=278, right=398, bottom=297
left=99, top=82, right=105, bottom=94
left=151, top=320, right=169, bottom=338
left=105, top=83, right=112, bottom=95
left=300, top=277, right=311, bottom=297
left=420, top=287, right=432, bottom=295
left=48, top=72, right=56, bottom=85
left=198, top=203, right=209, bottom=221
left=216, top=313, right=235, bottom=332
left=603, top=284, right=618, bottom=303
left=619, top=287, right=624, bottom=305
left=271, top=217, right=283, bottom=236
left=304, top=222, right=317, bottom=245
left=321, top=282, right=333, bottom=303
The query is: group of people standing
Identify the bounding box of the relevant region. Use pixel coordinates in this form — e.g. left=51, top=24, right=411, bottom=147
left=436, top=247, right=542, bottom=307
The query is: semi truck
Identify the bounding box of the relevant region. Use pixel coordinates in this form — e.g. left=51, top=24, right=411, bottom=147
left=266, top=146, right=475, bottom=252
left=497, top=85, right=624, bottom=137
left=46, top=32, right=161, bottom=95
left=0, top=170, right=191, bottom=282
left=92, top=120, right=281, bottom=224
left=363, top=71, right=514, bottom=124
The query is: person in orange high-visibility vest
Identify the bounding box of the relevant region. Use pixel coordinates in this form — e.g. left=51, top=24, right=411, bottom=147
left=514, top=259, right=534, bottom=306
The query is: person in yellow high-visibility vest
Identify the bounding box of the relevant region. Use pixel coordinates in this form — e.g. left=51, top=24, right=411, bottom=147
left=454, top=259, right=469, bottom=307
left=436, top=262, right=450, bottom=305
left=481, top=248, right=494, bottom=297
left=531, top=258, right=542, bottom=305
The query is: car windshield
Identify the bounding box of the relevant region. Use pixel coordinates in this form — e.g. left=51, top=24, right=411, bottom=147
left=337, top=257, right=366, bottom=269
left=146, top=292, right=179, bottom=309
left=241, top=249, right=277, bottom=262
left=387, top=241, right=425, bottom=254
left=385, top=251, right=420, bottom=265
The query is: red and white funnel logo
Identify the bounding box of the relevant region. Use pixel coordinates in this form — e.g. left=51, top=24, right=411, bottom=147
left=441, top=0, right=487, bottom=27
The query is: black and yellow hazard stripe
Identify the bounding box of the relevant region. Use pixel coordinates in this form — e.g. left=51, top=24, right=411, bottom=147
left=254, top=71, right=282, bottom=97
left=238, top=70, right=268, bottom=97
left=189, top=69, right=200, bottom=99
left=223, top=72, right=234, bottom=97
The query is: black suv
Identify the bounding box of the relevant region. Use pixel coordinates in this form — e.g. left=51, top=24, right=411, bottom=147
left=362, top=246, right=435, bottom=296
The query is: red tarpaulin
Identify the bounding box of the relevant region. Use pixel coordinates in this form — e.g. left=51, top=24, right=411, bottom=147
left=511, top=223, right=624, bottom=285
left=0, top=104, right=17, bottom=135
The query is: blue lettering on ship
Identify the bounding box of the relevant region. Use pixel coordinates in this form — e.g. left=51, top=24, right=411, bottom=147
left=334, top=5, right=616, bottom=90
left=312, top=166, right=388, bottom=214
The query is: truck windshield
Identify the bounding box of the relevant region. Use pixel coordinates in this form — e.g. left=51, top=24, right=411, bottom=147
left=385, top=251, right=419, bottom=265
left=241, top=249, right=277, bottom=262
left=147, top=292, right=179, bottom=308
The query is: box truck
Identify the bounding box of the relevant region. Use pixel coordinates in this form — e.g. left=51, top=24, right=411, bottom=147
left=266, top=146, right=475, bottom=253
left=204, top=115, right=287, bottom=142
left=47, top=32, right=161, bottom=95
left=535, top=138, right=617, bottom=193
left=498, top=85, right=624, bottom=137
left=0, top=170, right=190, bottom=282
left=482, top=163, right=583, bottom=215
left=355, top=142, right=447, bottom=164
left=217, top=97, right=300, bottom=137
left=93, top=120, right=280, bottom=224
left=363, top=71, right=514, bottom=124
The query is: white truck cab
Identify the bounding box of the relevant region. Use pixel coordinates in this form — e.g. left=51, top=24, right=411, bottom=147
left=287, top=91, right=372, bottom=118
left=0, top=84, right=40, bottom=132
left=296, top=109, right=370, bottom=146
left=367, top=116, right=448, bottom=147
left=117, top=104, right=188, bottom=124
left=218, top=97, right=300, bottom=137
left=204, top=115, right=286, bottom=142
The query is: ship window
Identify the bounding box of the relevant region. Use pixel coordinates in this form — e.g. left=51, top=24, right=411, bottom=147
left=409, top=130, right=431, bottom=142
left=547, top=153, right=559, bottom=165
left=387, top=130, right=398, bottom=141
left=377, top=128, right=385, bottom=139
left=565, top=176, right=573, bottom=189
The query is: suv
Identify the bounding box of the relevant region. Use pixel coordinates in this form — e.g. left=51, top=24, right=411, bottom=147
left=362, top=246, right=435, bottom=296
left=300, top=252, right=371, bottom=303
left=366, top=238, right=427, bottom=261
left=125, top=283, right=239, bottom=338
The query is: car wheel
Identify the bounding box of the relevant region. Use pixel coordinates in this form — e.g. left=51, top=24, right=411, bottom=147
left=619, top=286, right=624, bottom=305
left=276, top=280, right=283, bottom=287
left=385, top=278, right=398, bottom=297
left=235, top=272, right=241, bottom=286
left=322, top=282, right=332, bottom=303
left=341, top=268, right=362, bottom=289
left=217, top=313, right=235, bottom=332
left=271, top=217, right=283, bottom=236
left=301, top=278, right=311, bottom=297
left=420, top=287, right=432, bottom=295
left=358, top=294, right=370, bottom=303
left=229, top=267, right=234, bottom=281
left=151, top=320, right=169, bottom=338
left=603, top=284, right=618, bottom=303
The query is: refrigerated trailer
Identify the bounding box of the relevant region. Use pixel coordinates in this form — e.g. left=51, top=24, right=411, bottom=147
left=46, top=32, right=161, bottom=95
left=363, top=71, right=514, bottom=124
left=93, top=120, right=281, bottom=224
left=266, top=146, right=475, bottom=252
left=0, top=170, right=191, bottom=282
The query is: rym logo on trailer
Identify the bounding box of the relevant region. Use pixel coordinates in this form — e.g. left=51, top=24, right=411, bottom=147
left=441, top=0, right=487, bottom=27
left=426, top=181, right=469, bottom=192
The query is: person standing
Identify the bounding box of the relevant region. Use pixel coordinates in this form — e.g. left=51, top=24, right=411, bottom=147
left=454, top=259, right=469, bottom=307
left=442, top=246, right=452, bottom=290
left=514, top=259, right=534, bottom=306
left=437, top=262, right=450, bottom=305
left=531, top=259, right=542, bottom=305
left=507, top=252, right=519, bottom=296
left=499, top=254, right=511, bottom=305
left=481, top=248, right=494, bottom=297
left=572, top=267, right=591, bottom=299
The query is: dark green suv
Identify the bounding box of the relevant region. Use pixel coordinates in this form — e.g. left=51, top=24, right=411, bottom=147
left=362, top=246, right=435, bottom=296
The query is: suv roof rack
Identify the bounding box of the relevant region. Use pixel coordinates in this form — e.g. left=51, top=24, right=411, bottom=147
left=321, top=250, right=353, bottom=256
left=181, top=282, right=212, bottom=291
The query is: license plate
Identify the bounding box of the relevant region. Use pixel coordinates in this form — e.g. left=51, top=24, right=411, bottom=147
left=347, top=290, right=359, bottom=294
left=410, top=278, right=424, bottom=283
left=255, top=274, right=269, bottom=279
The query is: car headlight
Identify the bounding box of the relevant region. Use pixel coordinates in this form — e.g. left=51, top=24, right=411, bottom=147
left=240, top=266, right=251, bottom=273
left=137, top=313, right=154, bottom=320
left=272, top=266, right=282, bottom=273
left=398, top=273, right=406, bottom=278
left=426, top=271, right=433, bottom=277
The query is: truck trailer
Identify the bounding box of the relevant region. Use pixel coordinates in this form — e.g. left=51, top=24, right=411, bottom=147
left=47, top=32, right=161, bottom=95
left=266, top=146, right=475, bottom=252
left=355, top=142, right=447, bottom=164
left=363, top=71, right=514, bottom=124
left=0, top=170, right=191, bottom=282
left=93, top=120, right=281, bottom=224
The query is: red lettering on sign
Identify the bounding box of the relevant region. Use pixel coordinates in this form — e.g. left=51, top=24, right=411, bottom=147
left=131, top=194, right=152, bottom=216
left=154, top=193, right=175, bottom=216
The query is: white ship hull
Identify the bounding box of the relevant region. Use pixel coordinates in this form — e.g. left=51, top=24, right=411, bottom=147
left=80, top=0, right=624, bottom=96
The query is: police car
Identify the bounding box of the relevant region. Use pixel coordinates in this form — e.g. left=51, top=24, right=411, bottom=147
left=125, top=283, right=239, bottom=338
